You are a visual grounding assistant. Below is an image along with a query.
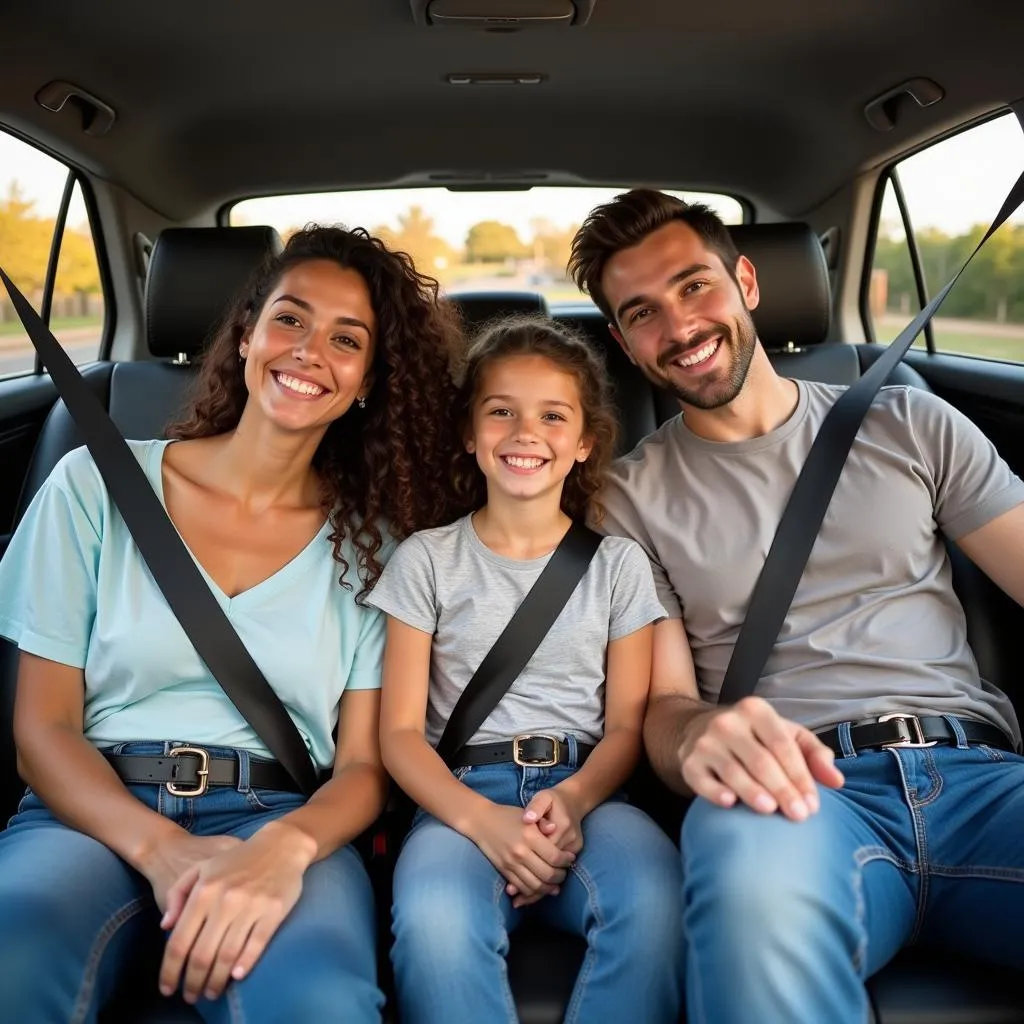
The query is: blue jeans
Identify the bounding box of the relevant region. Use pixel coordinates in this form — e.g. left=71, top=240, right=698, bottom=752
left=391, top=742, right=684, bottom=1024
left=681, top=735, right=1024, bottom=1024
left=0, top=742, right=383, bottom=1024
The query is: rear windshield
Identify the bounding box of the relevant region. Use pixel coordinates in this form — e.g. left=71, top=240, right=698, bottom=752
left=229, top=187, right=745, bottom=309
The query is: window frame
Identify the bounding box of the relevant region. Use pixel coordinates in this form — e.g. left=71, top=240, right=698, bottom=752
left=860, top=108, right=1023, bottom=361
left=0, top=126, right=114, bottom=377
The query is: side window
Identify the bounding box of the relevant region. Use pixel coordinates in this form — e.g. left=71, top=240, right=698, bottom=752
left=0, top=131, right=106, bottom=377
left=867, top=112, right=1024, bottom=363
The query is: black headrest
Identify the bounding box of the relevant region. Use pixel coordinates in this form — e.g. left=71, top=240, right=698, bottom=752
left=450, top=291, right=548, bottom=334
left=145, top=226, right=283, bottom=359
left=728, top=223, right=830, bottom=349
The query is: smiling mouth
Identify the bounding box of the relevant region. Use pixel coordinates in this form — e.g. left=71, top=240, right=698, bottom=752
left=670, top=337, right=722, bottom=370
left=501, top=454, right=547, bottom=471
left=271, top=370, right=327, bottom=398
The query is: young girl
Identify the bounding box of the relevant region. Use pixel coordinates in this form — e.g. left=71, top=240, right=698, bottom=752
left=371, top=317, right=683, bottom=1024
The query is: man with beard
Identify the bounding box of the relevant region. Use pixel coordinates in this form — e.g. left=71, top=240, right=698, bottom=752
left=568, top=189, right=1024, bottom=1024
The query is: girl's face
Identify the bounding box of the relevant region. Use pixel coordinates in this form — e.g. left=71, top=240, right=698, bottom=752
left=466, top=353, right=593, bottom=508
left=239, top=259, right=376, bottom=436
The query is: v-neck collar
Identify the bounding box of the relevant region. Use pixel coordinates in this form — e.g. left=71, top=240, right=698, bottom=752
left=146, top=439, right=331, bottom=609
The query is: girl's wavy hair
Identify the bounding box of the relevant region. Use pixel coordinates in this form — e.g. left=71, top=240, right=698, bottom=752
left=451, top=316, right=618, bottom=523
left=168, top=224, right=464, bottom=597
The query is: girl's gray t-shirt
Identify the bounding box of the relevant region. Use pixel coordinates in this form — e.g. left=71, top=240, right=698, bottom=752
left=367, top=515, right=665, bottom=747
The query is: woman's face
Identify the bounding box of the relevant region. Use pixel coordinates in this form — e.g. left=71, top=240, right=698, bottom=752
left=239, top=259, right=377, bottom=435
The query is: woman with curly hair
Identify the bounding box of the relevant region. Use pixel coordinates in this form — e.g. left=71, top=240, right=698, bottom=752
left=372, top=317, right=684, bottom=1024
left=0, top=225, right=462, bottom=1023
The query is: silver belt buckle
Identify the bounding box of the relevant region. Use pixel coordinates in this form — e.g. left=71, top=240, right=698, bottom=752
left=512, top=733, right=561, bottom=768
left=877, top=713, right=938, bottom=749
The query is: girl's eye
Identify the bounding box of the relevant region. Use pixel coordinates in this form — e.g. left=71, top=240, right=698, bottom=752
left=542, top=412, right=567, bottom=422
left=487, top=407, right=512, bottom=417
left=275, top=312, right=301, bottom=327
left=332, top=335, right=361, bottom=350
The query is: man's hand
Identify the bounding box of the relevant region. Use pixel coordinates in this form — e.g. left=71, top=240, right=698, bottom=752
left=681, top=696, right=844, bottom=820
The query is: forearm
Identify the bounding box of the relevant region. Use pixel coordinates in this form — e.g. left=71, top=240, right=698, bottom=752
left=554, top=727, right=642, bottom=818
left=643, top=694, right=717, bottom=796
left=382, top=728, right=492, bottom=838
left=265, top=761, right=390, bottom=866
left=17, top=723, right=183, bottom=870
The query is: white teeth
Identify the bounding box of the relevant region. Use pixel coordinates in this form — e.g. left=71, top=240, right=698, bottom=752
left=274, top=372, right=325, bottom=397
left=676, top=339, right=719, bottom=368
left=503, top=456, right=545, bottom=469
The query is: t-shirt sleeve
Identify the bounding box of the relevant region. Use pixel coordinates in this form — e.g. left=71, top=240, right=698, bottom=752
left=364, top=533, right=438, bottom=635
left=596, top=470, right=684, bottom=619
left=0, top=452, right=103, bottom=668
left=907, top=389, right=1024, bottom=540
left=607, top=539, right=668, bottom=640
left=345, top=602, right=386, bottom=691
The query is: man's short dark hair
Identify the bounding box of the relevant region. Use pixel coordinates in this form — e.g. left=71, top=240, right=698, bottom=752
left=568, top=189, right=740, bottom=323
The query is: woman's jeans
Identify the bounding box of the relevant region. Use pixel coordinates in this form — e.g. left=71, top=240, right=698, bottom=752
left=391, top=744, right=684, bottom=1024
left=0, top=742, right=383, bottom=1024
left=681, top=739, right=1024, bottom=1024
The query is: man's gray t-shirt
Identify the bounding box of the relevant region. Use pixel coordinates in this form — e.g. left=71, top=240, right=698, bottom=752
left=599, top=380, right=1024, bottom=743
left=367, top=514, right=665, bottom=746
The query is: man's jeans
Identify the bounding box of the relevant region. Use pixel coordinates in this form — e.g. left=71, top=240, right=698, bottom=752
left=681, top=733, right=1024, bottom=1024
left=391, top=741, right=685, bottom=1024
left=0, top=742, right=383, bottom=1024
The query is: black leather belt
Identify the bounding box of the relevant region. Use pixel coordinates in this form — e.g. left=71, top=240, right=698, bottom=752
left=105, top=746, right=303, bottom=797
left=816, top=714, right=1014, bottom=758
left=455, top=734, right=595, bottom=769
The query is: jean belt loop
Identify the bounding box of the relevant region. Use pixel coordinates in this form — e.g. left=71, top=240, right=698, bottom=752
left=945, top=714, right=970, bottom=749
left=236, top=749, right=252, bottom=793
left=837, top=721, right=857, bottom=759
left=565, top=734, right=578, bottom=770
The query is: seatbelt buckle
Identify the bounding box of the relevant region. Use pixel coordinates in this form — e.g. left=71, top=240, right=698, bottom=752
left=877, top=714, right=938, bottom=749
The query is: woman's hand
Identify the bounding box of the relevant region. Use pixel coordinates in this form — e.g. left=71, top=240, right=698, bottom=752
left=467, top=802, right=575, bottom=906
left=157, top=821, right=317, bottom=1004
left=139, top=831, right=243, bottom=914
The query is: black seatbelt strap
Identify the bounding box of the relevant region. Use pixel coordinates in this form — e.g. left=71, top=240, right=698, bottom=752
left=718, top=165, right=1024, bottom=706
left=435, top=520, right=603, bottom=768
left=0, top=268, right=319, bottom=796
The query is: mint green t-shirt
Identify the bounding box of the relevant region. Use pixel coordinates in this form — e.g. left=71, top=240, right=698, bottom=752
left=0, top=440, right=385, bottom=769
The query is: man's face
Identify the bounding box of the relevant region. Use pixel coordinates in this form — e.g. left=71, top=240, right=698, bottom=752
left=602, top=221, right=760, bottom=410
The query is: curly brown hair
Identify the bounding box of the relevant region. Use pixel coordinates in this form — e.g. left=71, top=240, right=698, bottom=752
left=450, top=316, right=618, bottom=523
left=168, top=224, right=463, bottom=597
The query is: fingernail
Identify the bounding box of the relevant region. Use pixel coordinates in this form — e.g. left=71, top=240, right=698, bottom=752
left=524, top=811, right=537, bottom=821
left=806, top=792, right=820, bottom=814
left=205, top=989, right=217, bottom=1001
left=159, top=985, right=173, bottom=998
left=754, top=794, right=776, bottom=813
left=789, top=799, right=809, bottom=820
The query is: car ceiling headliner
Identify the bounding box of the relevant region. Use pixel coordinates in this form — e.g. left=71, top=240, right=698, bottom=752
left=0, top=0, right=1021, bottom=220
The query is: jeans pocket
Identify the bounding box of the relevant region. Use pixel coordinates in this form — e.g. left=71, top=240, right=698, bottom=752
left=245, top=788, right=307, bottom=813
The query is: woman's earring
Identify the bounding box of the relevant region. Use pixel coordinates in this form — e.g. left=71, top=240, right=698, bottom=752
left=357, top=395, right=366, bottom=410
left=238, top=345, right=247, bottom=361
